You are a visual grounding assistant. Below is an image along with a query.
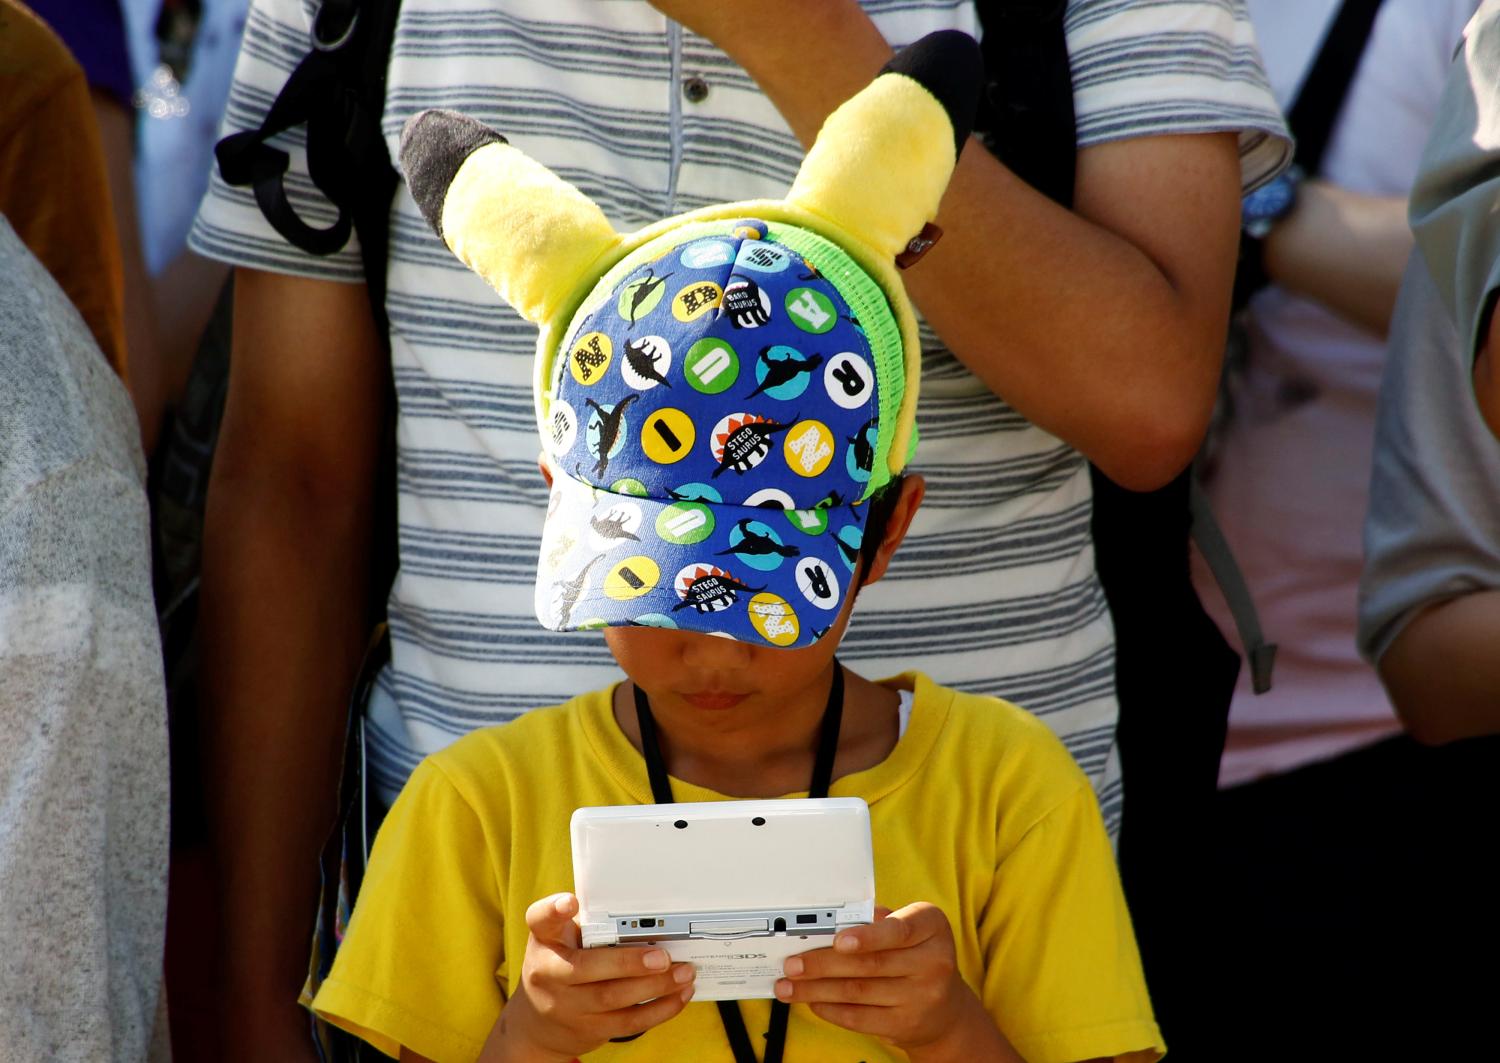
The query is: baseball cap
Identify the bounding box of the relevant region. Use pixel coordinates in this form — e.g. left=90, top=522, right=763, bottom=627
left=398, top=30, right=985, bottom=649
left=536, top=216, right=904, bottom=647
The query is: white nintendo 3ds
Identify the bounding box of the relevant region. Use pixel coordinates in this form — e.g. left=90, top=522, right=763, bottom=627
left=570, top=797, right=875, bottom=1001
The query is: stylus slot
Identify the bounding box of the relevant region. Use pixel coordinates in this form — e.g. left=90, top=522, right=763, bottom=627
left=689, top=918, right=770, bottom=938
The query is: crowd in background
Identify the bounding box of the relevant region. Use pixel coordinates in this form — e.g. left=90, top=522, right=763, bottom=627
left=2, top=0, right=1499, bottom=1060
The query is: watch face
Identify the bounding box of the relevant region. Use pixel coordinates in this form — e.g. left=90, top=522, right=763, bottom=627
left=1242, top=173, right=1297, bottom=230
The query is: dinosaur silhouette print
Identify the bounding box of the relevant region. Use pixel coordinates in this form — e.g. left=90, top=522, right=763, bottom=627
left=747, top=348, right=822, bottom=399
left=552, top=553, right=607, bottom=628
left=584, top=394, right=639, bottom=478
left=673, top=565, right=766, bottom=613
left=834, top=533, right=861, bottom=566
left=624, top=269, right=672, bottom=323
left=623, top=337, right=672, bottom=388
left=590, top=510, right=640, bottom=542
left=817, top=489, right=845, bottom=509
left=848, top=417, right=877, bottom=474
left=711, top=413, right=794, bottom=478
left=717, top=519, right=800, bottom=559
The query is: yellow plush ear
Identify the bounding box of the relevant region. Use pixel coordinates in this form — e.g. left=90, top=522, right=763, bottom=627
left=787, top=30, right=982, bottom=260
left=400, top=110, right=623, bottom=325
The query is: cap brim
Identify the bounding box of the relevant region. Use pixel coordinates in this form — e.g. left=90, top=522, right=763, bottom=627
left=536, top=472, right=865, bottom=649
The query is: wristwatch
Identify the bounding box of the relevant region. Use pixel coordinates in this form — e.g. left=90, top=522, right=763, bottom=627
left=1236, top=165, right=1305, bottom=307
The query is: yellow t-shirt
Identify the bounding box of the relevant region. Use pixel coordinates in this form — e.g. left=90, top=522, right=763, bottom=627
left=313, top=673, right=1163, bottom=1063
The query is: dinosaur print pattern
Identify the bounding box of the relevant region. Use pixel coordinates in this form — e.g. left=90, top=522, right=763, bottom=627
left=535, top=224, right=893, bottom=647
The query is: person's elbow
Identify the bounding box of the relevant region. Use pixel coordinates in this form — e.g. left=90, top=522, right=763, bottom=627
left=1089, top=382, right=1214, bottom=492
left=1375, top=602, right=1499, bottom=747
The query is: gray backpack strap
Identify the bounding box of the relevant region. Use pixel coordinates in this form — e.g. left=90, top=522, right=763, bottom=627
left=1188, top=476, right=1277, bottom=693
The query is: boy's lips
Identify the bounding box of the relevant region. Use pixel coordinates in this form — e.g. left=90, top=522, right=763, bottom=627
left=680, top=691, right=750, bottom=710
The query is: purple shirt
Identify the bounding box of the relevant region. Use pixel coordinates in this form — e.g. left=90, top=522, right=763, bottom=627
left=29, top=0, right=134, bottom=106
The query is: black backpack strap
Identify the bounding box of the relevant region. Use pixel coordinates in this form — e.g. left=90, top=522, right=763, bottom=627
left=1289, top=0, right=1387, bottom=176
left=215, top=0, right=402, bottom=336
left=972, top=0, right=1076, bottom=209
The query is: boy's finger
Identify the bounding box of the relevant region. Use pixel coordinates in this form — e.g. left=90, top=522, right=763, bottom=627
left=568, top=945, right=677, bottom=985
left=774, top=975, right=905, bottom=1007
left=833, top=903, right=940, bottom=954
left=524, top=893, right=581, bottom=948
left=785, top=946, right=906, bottom=981
left=577, top=965, right=695, bottom=1012
left=596, top=982, right=697, bottom=1041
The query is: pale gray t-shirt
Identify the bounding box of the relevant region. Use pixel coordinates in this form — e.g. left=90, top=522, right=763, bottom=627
left=1358, top=254, right=1500, bottom=662
left=0, top=217, right=169, bottom=1062
left=1359, top=2, right=1500, bottom=659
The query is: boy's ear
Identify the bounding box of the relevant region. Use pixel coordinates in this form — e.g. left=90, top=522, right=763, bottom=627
left=862, top=475, right=926, bottom=587
left=399, top=110, right=624, bottom=325
left=786, top=30, right=983, bottom=262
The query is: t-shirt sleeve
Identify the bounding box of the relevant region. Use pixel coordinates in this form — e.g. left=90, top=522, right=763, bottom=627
left=1409, top=1, right=1500, bottom=375
left=1065, top=0, right=1291, bottom=193
left=187, top=0, right=368, bottom=281
left=312, top=759, right=508, bottom=1063
left=978, top=783, right=1164, bottom=1063
left=1357, top=255, right=1500, bottom=663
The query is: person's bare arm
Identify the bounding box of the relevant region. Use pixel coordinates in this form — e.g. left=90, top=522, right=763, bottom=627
left=154, top=247, right=231, bottom=406
left=653, top=0, right=1242, bottom=490
left=201, top=268, right=386, bottom=1062
left=1261, top=179, right=1412, bottom=336
left=1377, top=591, right=1500, bottom=745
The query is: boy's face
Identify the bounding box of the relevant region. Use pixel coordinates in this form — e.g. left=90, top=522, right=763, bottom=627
left=603, top=475, right=924, bottom=718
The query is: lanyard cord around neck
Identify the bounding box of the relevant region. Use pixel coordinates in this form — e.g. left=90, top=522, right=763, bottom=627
left=632, top=663, right=846, bottom=1063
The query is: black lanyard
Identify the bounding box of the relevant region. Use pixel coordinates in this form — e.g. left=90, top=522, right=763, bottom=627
left=633, top=663, right=845, bottom=1063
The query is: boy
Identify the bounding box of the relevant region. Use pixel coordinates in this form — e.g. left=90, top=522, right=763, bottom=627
left=312, top=35, right=1162, bottom=1062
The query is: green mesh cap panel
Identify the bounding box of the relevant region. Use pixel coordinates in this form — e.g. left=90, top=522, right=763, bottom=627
left=766, top=222, right=906, bottom=499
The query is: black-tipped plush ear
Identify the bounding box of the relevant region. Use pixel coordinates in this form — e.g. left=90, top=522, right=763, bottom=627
left=395, top=108, right=622, bottom=326
left=879, top=30, right=984, bottom=158
left=786, top=30, right=981, bottom=262
left=399, top=110, right=507, bottom=241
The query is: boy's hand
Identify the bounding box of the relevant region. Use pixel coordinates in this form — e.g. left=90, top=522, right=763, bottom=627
left=491, top=893, right=695, bottom=1062
left=775, top=903, right=1001, bottom=1056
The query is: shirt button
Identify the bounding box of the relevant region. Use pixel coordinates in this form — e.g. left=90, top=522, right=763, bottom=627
left=682, top=76, right=709, bottom=103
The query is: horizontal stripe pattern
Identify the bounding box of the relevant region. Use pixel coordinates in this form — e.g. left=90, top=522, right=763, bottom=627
left=192, top=0, right=1290, bottom=834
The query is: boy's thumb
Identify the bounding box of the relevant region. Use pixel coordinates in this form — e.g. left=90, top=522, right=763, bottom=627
left=525, top=892, right=582, bottom=948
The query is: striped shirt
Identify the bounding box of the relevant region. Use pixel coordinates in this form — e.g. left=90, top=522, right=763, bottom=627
left=191, top=0, right=1289, bottom=831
